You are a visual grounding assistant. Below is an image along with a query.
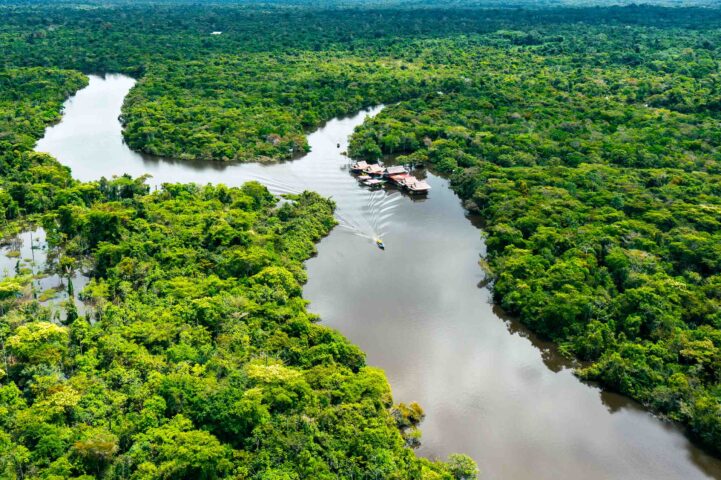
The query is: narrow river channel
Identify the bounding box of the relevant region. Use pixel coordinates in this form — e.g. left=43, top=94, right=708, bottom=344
left=35, top=73, right=721, bottom=480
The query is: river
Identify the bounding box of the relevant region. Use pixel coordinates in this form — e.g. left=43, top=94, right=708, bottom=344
left=35, top=73, right=721, bottom=480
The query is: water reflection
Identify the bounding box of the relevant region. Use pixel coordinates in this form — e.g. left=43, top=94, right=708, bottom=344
left=496, top=305, right=579, bottom=374
left=0, top=229, right=91, bottom=319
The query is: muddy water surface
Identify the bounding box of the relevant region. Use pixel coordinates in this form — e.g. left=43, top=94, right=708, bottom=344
left=35, top=73, right=721, bottom=480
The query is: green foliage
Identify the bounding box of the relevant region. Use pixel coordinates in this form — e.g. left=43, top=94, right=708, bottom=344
left=0, top=68, right=88, bottom=219
left=0, top=179, right=470, bottom=478
left=447, top=454, right=480, bottom=480
left=0, top=11, right=478, bottom=475
left=12, top=0, right=721, bottom=473
left=121, top=56, right=444, bottom=161
left=348, top=15, right=721, bottom=456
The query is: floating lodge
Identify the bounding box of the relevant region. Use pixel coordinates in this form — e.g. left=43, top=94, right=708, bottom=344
left=350, top=161, right=431, bottom=195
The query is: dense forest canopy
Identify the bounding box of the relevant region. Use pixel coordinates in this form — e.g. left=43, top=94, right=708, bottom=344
left=3, top=4, right=720, bottom=161
left=346, top=7, right=721, bottom=456
left=0, top=69, right=476, bottom=479
left=0, top=4, right=491, bottom=479
left=0, top=68, right=88, bottom=223
left=2, top=0, right=721, bottom=477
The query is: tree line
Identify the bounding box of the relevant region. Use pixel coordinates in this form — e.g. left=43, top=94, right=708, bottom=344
left=348, top=19, right=721, bottom=455
left=3, top=0, right=721, bottom=474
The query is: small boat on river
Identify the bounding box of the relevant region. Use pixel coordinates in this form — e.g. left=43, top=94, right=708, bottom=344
left=376, top=239, right=385, bottom=250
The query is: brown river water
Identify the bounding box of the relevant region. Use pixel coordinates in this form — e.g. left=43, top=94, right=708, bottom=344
left=35, top=73, right=721, bottom=480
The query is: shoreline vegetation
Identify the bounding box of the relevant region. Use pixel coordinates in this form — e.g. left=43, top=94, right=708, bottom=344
left=0, top=68, right=477, bottom=479
left=1, top=0, right=721, bottom=476
left=346, top=29, right=721, bottom=455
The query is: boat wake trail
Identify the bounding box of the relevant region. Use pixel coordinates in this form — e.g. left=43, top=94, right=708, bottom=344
left=247, top=167, right=378, bottom=241
left=247, top=173, right=303, bottom=195
left=238, top=125, right=405, bottom=248
left=364, top=189, right=401, bottom=240
left=335, top=211, right=373, bottom=239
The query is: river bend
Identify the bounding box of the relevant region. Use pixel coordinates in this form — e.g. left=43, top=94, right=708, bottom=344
left=35, top=73, right=721, bottom=480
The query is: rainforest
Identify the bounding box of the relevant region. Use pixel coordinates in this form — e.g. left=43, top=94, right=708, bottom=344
left=1, top=1, right=721, bottom=479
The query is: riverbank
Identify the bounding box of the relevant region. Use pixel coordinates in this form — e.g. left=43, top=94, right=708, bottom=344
left=33, top=73, right=721, bottom=480
left=348, top=89, right=721, bottom=470
left=2, top=69, right=473, bottom=479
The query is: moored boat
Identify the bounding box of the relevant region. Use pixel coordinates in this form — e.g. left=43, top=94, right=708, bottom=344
left=398, top=175, right=417, bottom=188
left=350, top=160, right=369, bottom=173
left=364, top=164, right=385, bottom=177
left=405, top=176, right=431, bottom=195
left=389, top=173, right=411, bottom=186
left=363, top=178, right=384, bottom=188
left=384, top=165, right=408, bottom=178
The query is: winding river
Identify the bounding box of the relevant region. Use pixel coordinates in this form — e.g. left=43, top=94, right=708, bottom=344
left=36, top=74, right=721, bottom=480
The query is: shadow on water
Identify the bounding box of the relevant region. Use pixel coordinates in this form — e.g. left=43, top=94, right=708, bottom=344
left=492, top=284, right=721, bottom=480
left=493, top=304, right=579, bottom=374
left=34, top=73, right=721, bottom=480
